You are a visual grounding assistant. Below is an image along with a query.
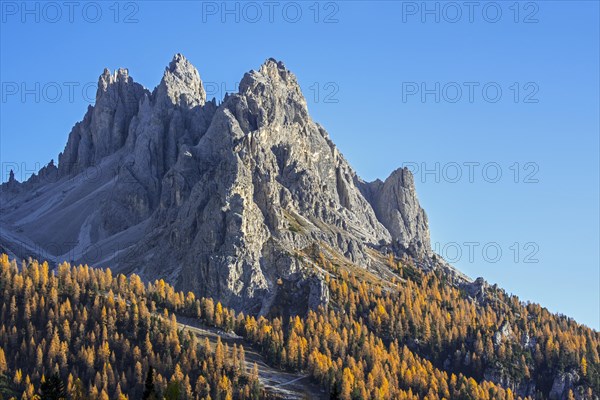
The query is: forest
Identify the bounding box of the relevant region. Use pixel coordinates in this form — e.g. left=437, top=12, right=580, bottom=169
left=0, top=252, right=598, bottom=399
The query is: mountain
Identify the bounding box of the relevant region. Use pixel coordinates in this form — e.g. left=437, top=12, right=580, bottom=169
left=0, top=54, right=438, bottom=315
left=1, top=55, right=598, bottom=400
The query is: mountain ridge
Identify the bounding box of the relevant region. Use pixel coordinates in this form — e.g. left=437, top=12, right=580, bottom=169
left=2, top=54, right=449, bottom=315
left=1, top=55, right=598, bottom=400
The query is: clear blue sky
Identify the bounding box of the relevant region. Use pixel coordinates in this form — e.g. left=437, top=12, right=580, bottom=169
left=1, top=1, right=598, bottom=329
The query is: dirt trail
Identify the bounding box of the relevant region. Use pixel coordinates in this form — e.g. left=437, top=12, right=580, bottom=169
left=176, top=316, right=327, bottom=400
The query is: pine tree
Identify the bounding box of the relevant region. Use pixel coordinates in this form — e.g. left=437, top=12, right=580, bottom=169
left=0, top=347, right=7, bottom=374
left=135, top=361, right=144, bottom=385
left=164, top=380, right=181, bottom=400
left=142, top=366, right=158, bottom=400
left=39, top=374, right=67, bottom=400
left=69, top=378, right=85, bottom=400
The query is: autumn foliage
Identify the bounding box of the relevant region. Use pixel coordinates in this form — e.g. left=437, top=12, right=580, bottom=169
left=0, top=252, right=598, bottom=400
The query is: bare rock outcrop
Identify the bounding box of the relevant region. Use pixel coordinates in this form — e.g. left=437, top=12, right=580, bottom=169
left=550, top=370, right=580, bottom=400
left=359, top=167, right=431, bottom=256
left=58, top=68, right=148, bottom=177
left=0, top=55, right=433, bottom=315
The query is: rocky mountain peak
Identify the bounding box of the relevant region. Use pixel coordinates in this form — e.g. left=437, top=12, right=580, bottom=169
left=4, top=169, right=19, bottom=192
left=234, top=58, right=308, bottom=133
left=95, top=67, right=141, bottom=110
left=359, top=167, right=431, bottom=255
left=3, top=56, right=435, bottom=316
left=154, top=53, right=206, bottom=108
left=99, top=67, right=130, bottom=86
left=169, top=52, right=188, bottom=70
left=240, top=58, right=304, bottom=99
left=388, top=167, right=416, bottom=189
left=58, top=67, right=147, bottom=176
left=241, top=58, right=297, bottom=89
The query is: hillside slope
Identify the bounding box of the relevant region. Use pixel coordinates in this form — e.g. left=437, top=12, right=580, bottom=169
left=0, top=254, right=597, bottom=399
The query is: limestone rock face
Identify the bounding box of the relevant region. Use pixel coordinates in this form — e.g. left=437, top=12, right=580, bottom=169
left=103, top=54, right=216, bottom=234
left=0, top=55, right=434, bottom=315
left=550, top=370, right=580, bottom=400
left=493, top=321, right=514, bottom=346
left=136, top=58, right=396, bottom=312
left=462, top=276, right=489, bottom=302
left=154, top=53, right=207, bottom=108
left=483, top=367, right=537, bottom=398
left=58, top=68, right=148, bottom=177
left=359, top=167, right=431, bottom=255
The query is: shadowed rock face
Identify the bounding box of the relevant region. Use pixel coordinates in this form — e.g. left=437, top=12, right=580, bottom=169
left=58, top=68, right=149, bottom=177
left=0, top=54, right=432, bottom=315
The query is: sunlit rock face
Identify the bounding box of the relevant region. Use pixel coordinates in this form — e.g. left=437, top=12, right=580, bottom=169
left=0, top=55, right=431, bottom=315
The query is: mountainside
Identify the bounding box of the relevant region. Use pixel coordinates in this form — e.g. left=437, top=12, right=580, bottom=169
left=0, top=255, right=268, bottom=400
left=0, top=54, right=437, bottom=315
left=0, top=252, right=598, bottom=400
left=1, top=55, right=598, bottom=400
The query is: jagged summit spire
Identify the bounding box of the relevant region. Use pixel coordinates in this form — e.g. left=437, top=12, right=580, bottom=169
left=59, top=66, right=147, bottom=176
left=236, top=57, right=308, bottom=127
left=155, top=53, right=206, bottom=108
left=97, top=67, right=134, bottom=99
left=167, top=53, right=189, bottom=72
left=261, top=57, right=287, bottom=71
left=240, top=57, right=299, bottom=92
left=100, top=67, right=130, bottom=81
